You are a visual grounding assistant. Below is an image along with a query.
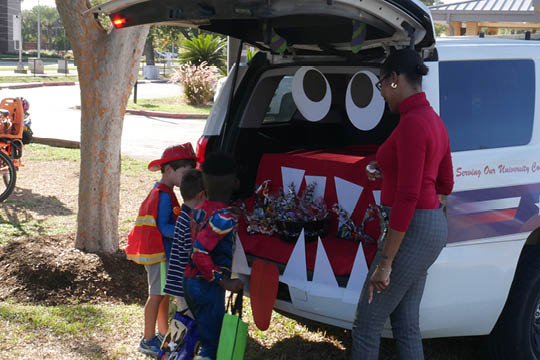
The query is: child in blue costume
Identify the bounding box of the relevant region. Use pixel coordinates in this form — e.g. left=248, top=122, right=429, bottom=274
left=126, top=143, right=196, bottom=358
left=164, top=169, right=205, bottom=316
left=183, top=152, right=244, bottom=360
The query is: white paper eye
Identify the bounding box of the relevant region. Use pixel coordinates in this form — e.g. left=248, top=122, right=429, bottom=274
left=345, top=71, right=385, bottom=131
left=292, top=66, right=331, bottom=122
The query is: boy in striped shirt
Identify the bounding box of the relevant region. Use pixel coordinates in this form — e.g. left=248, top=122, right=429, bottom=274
left=164, top=169, right=205, bottom=316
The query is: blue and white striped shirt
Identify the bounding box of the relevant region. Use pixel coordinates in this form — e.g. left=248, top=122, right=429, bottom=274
left=164, top=204, right=192, bottom=297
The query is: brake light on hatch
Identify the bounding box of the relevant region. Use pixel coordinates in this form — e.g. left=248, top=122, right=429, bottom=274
left=112, top=17, right=126, bottom=28
left=196, top=136, right=209, bottom=168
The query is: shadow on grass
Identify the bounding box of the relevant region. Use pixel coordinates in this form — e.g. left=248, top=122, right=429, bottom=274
left=2, top=186, right=73, bottom=217
left=138, top=103, right=160, bottom=110
left=244, top=334, right=486, bottom=360
left=0, top=186, right=73, bottom=236
left=246, top=334, right=349, bottom=360
left=245, top=312, right=487, bottom=360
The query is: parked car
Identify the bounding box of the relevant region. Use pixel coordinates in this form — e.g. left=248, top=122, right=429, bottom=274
left=154, top=50, right=178, bottom=59
left=93, top=0, right=540, bottom=358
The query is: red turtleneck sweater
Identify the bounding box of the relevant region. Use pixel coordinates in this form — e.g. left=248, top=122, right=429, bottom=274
left=376, top=92, right=454, bottom=232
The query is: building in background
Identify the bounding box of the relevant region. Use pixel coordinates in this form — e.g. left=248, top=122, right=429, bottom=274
left=0, top=0, right=21, bottom=53
left=430, top=0, right=540, bottom=36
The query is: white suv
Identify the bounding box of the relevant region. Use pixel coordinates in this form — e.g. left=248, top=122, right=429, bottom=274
left=95, top=1, right=540, bottom=358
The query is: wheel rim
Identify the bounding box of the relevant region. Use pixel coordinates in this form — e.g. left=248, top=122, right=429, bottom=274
left=532, top=298, right=540, bottom=357
left=0, top=150, right=16, bottom=202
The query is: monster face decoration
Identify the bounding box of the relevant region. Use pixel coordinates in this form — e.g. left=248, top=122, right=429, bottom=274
left=292, top=66, right=332, bottom=122
left=292, top=67, right=385, bottom=131
left=346, top=71, right=385, bottom=131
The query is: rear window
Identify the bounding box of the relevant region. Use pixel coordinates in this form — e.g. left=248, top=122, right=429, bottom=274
left=263, top=76, right=294, bottom=124
left=439, top=59, right=535, bottom=151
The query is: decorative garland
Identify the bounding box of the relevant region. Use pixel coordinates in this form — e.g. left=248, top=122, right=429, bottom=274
left=332, top=203, right=389, bottom=245
left=243, top=180, right=329, bottom=242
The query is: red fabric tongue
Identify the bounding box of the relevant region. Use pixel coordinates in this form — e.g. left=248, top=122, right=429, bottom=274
left=250, top=259, right=279, bottom=331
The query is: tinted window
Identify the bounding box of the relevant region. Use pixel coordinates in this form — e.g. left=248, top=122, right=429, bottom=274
left=439, top=60, right=535, bottom=151
left=263, top=76, right=295, bottom=124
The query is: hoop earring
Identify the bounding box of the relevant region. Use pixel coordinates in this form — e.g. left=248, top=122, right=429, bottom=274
left=390, top=82, right=398, bottom=89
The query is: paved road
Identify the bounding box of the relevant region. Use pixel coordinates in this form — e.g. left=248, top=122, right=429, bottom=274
left=0, top=83, right=206, bottom=160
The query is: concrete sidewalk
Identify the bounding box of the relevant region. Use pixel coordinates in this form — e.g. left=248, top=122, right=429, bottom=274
left=1, top=81, right=209, bottom=160
left=0, top=79, right=168, bottom=90
left=1, top=80, right=208, bottom=120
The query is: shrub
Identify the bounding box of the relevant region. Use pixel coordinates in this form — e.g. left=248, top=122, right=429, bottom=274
left=170, top=62, right=220, bottom=106
left=179, top=34, right=226, bottom=72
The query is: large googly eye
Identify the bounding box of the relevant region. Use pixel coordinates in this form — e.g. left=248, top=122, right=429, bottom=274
left=292, top=66, right=331, bottom=122
left=345, top=71, right=385, bottom=131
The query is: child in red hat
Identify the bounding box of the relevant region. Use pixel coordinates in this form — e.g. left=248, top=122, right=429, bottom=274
left=125, top=143, right=196, bottom=357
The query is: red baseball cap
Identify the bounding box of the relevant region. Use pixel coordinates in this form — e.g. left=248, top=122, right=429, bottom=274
left=148, top=143, right=196, bottom=171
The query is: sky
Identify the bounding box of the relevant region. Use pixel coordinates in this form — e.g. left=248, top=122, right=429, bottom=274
left=21, top=0, right=57, bottom=10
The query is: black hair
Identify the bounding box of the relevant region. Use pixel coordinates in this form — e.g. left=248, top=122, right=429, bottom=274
left=180, top=169, right=204, bottom=201
left=201, top=152, right=237, bottom=201
left=161, top=158, right=196, bottom=173
left=380, top=48, right=429, bottom=86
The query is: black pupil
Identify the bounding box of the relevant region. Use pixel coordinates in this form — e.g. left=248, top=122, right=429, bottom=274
left=303, top=70, right=327, bottom=102
left=351, top=73, right=373, bottom=108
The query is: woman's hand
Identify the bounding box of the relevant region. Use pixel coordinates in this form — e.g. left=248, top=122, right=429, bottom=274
left=366, top=161, right=383, bottom=181
left=368, top=265, right=391, bottom=304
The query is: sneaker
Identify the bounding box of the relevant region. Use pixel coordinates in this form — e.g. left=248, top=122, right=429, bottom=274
left=138, top=336, right=161, bottom=358
left=156, top=332, right=165, bottom=345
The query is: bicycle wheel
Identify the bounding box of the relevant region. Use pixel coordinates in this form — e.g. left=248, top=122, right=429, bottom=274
left=0, top=150, right=16, bottom=202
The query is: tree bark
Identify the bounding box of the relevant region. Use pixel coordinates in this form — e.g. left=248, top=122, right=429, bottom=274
left=56, top=0, right=150, bottom=253
left=144, top=32, right=155, bottom=66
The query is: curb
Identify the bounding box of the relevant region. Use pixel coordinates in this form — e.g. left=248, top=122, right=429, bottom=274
left=0, top=79, right=166, bottom=90
left=33, top=137, right=80, bottom=149
left=0, top=81, right=76, bottom=90
left=125, top=109, right=208, bottom=119
left=71, top=105, right=208, bottom=120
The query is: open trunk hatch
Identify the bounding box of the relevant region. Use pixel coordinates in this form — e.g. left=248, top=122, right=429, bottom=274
left=90, top=0, right=435, bottom=55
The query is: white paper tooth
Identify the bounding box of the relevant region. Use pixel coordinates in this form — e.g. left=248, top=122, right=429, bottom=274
left=373, top=190, right=381, bottom=205
left=232, top=234, right=251, bottom=275
left=335, top=176, right=363, bottom=224
left=342, top=243, right=369, bottom=304
left=310, top=237, right=340, bottom=298
left=281, top=167, right=305, bottom=194
left=281, top=229, right=308, bottom=289
left=305, top=176, right=327, bottom=199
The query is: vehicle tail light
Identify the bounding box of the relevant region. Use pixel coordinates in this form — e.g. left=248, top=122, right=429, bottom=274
left=196, top=136, right=210, bottom=168
left=112, top=17, right=127, bottom=28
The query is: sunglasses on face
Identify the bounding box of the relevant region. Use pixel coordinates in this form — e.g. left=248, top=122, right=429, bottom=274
left=375, top=74, right=389, bottom=91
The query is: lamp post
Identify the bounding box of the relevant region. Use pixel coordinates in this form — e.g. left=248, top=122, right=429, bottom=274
left=38, top=0, right=41, bottom=59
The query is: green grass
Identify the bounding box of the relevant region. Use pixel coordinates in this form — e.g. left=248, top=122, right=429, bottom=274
left=0, top=303, right=116, bottom=336
left=24, top=143, right=80, bottom=162
left=0, top=302, right=145, bottom=358
left=127, top=96, right=211, bottom=114
left=0, top=144, right=149, bottom=241
left=0, top=75, right=79, bottom=83
left=121, top=156, right=149, bottom=177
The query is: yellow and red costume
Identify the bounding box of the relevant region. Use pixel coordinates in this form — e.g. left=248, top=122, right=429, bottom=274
left=125, top=183, right=180, bottom=265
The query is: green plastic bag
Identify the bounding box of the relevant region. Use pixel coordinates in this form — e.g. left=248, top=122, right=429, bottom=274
left=217, top=290, right=247, bottom=360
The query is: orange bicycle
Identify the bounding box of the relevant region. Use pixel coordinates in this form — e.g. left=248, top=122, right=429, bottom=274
left=0, top=97, right=32, bottom=202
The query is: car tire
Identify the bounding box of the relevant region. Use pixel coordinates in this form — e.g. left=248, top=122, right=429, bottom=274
left=487, top=244, right=540, bottom=359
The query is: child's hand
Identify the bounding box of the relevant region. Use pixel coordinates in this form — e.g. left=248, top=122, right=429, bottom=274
left=219, top=278, right=244, bottom=293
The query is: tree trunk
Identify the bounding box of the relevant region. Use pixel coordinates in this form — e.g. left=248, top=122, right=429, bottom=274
left=56, top=0, right=150, bottom=253
left=144, top=33, right=155, bottom=66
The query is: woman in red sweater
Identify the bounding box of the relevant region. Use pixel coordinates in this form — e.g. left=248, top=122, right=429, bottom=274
left=351, top=49, right=454, bottom=360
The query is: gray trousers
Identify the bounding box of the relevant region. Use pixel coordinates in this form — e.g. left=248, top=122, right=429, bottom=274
left=351, top=206, right=447, bottom=360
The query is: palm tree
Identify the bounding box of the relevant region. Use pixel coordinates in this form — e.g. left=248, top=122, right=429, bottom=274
left=179, top=34, right=226, bottom=72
